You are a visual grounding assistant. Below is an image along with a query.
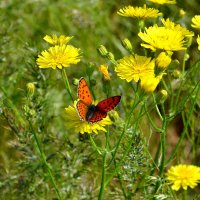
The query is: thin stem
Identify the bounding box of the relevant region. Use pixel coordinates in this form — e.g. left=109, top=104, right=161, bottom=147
left=61, top=69, right=74, bottom=102
left=166, top=83, right=200, bottom=165
left=104, top=105, right=144, bottom=187
left=98, top=128, right=110, bottom=200
left=144, top=102, right=162, bottom=132
left=29, top=121, right=63, bottom=200
left=89, top=135, right=102, bottom=155
left=107, top=94, right=143, bottom=167
left=98, top=152, right=106, bottom=200
left=158, top=103, right=167, bottom=176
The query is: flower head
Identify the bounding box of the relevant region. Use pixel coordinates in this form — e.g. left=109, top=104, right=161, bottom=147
left=99, top=65, right=110, bottom=80
left=156, top=52, right=172, bottom=68
left=115, top=55, right=155, bottom=82
left=148, top=0, right=176, bottom=4
left=117, top=4, right=162, bottom=19
left=37, top=45, right=81, bottom=69
left=166, top=164, right=200, bottom=191
left=138, top=25, right=186, bottom=51
left=161, top=18, right=194, bottom=38
left=65, top=101, right=112, bottom=134
left=191, top=15, right=200, bottom=29
left=44, top=34, right=73, bottom=45
left=140, top=73, right=164, bottom=92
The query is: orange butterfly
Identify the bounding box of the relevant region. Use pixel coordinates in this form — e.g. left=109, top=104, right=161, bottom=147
left=76, top=77, right=121, bottom=123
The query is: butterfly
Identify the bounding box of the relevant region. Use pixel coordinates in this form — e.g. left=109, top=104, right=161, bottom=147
left=76, top=77, right=121, bottom=123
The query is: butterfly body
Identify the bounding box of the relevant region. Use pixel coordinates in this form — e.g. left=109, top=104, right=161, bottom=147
left=86, top=104, right=97, bottom=121
left=76, top=77, right=121, bottom=123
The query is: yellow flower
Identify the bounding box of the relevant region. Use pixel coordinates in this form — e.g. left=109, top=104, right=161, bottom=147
left=37, top=45, right=81, bottom=69
left=166, top=164, right=200, bottom=191
left=179, top=9, right=186, bottom=17
left=156, top=52, right=172, bottom=68
left=197, top=35, right=200, bottom=51
left=148, top=0, right=176, bottom=4
left=191, top=15, right=200, bottom=29
left=115, top=55, right=155, bottom=82
left=117, top=4, right=162, bottom=19
left=140, top=73, right=164, bottom=93
left=64, top=102, right=112, bottom=134
left=99, top=65, right=110, bottom=80
left=43, top=34, right=73, bottom=45
left=161, top=18, right=194, bottom=38
left=138, top=25, right=186, bottom=51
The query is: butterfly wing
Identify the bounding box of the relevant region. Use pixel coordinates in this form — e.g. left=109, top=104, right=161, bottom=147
left=89, top=110, right=107, bottom=123
left=76, top=100, right=88, bottom=121
left=77, top=77, right=93, bottom=105
left=96, top=96, right=121, bottom=112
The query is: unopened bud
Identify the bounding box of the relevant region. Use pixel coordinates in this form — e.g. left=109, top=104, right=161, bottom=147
left=99, top=65, right=110, bottom=81
left=97, top=45, right=108, bottom=57
left=179, top=9, right=186, bottom=17
left=160, top=89, right=168, bottom=101
left=26, top=82, right=35, bottom=96
left=122, top=38, right=133, bottom=52
left=172, top=70, right=181, bottom=79
left=72, top=78, right=79, bottom=86
left=107, top=52, right=115, bottom=61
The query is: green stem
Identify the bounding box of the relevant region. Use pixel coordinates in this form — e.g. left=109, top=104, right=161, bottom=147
left=166, top=83, right=200, bottom=165
left=104, top=105, right=144, bottom=187
left=150, top=142, right=161, bottom=176
left=152, top=94, right=163, bottom=121
left=107, top=95, right=143, bottom=167
left=98, top=152, right=106, bottom=200
left=89, top=135, right=102, bottom=155
left=158, top=103, right=167, bottom=176
left=154, top=103, right=167, bottom=194
left=61, top=69, right=74, bottom=102
left=29, top=122, right=63, bottom=200
left=98, top=129, right=110, bottom=199
left=144, top=102, right=162, bottom=132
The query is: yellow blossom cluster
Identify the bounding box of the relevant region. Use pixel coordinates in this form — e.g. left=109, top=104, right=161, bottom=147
left=37, top=34, right=81, bottom=69
left=166, top=164, right=200, bottom=191
left=115, top=2, right=195, bottom=93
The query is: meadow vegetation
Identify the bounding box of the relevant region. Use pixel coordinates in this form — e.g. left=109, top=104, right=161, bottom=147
left=0, top=0, right=200, bottom=199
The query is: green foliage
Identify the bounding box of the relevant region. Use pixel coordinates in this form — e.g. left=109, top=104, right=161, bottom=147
left=1, top=0, right=200, bottom=199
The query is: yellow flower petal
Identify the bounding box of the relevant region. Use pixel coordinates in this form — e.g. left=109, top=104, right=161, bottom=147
left=161, top=18, right=194, bottom=38
left=43, top=34, right=73, bottom=45
left=117, top=4, right=162, bottom=19
left=197, top=35, right=200, bottom=51
left=99, top=65, right=111, bottom=80
left=166, top=164, right=200, bottom=191
left=148, top=0, right=176, bottom=4
left=115, top=55, right=155, bottom=82
left=138, top=25, right=186, bottom=51
left=140, top=73, right=164, bottom=93
left=37, top=45, right=81, bottom=69
left=191, top=15, right=200, bottom=29
left=65, top=101, right=113, bottom=134
left=156, top=52, right=172, bottom=69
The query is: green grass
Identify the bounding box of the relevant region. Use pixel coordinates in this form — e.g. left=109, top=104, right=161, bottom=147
left=1, top=0, right=200, bottom=199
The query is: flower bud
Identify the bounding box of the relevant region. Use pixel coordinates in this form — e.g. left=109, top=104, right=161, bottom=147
left=97, top=45, right=108, bottom=57
left=26, top=82, right=35, bottom=96
left=107, top=52, right=115, bottom=61
left=99, top=65, right=110, bottom=81
left=156, top=52, right=172, bottom=69
left=179, top=9, right=186, bottom=17
left=171, top=70, right=181, bottom=79
left=160, top=89, right=168, bottom=101
left=121, top=38, right=133, bottom=52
